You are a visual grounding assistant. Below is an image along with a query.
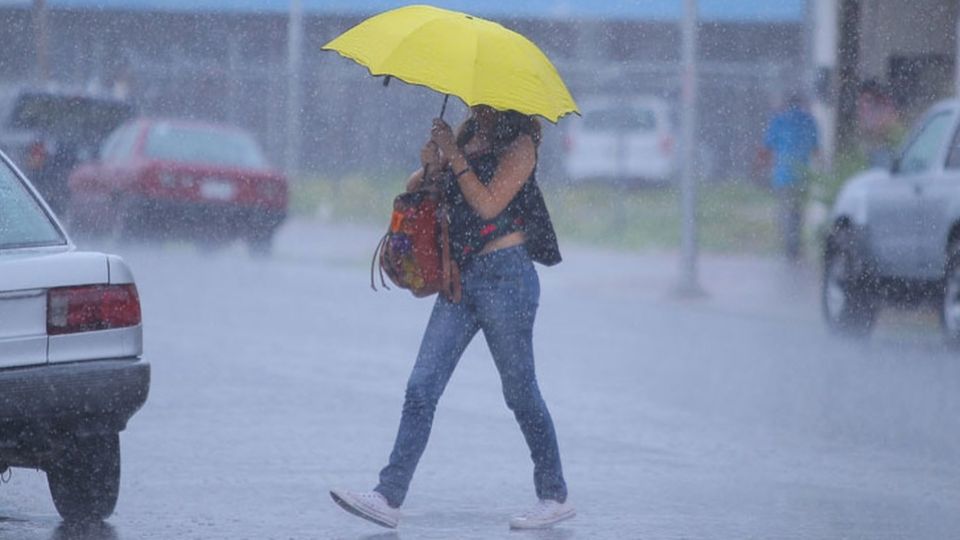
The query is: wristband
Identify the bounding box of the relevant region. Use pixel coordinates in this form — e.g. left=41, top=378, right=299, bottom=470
left=454, top=166, right=470, bottom=178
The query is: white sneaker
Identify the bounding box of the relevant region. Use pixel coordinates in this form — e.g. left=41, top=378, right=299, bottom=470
left=509, top=499, right=576, bottom=529
left=330, top=488, right=401, bottom=529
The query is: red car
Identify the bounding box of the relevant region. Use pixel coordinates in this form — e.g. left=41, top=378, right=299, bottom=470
left=68, top=118, right=288, bottom=253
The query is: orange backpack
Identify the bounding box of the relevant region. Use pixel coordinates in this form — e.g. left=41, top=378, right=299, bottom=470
left=371, top=188, right=461, bottom=301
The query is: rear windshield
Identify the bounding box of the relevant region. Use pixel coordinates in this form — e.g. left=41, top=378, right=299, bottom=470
left=144, top=123, right=268, bottom=169
left=0, top=160, right=65, bottom=249
left=583, top=106, right=657, bottom=131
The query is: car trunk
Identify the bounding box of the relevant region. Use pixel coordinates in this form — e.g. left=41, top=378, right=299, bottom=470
left=144, top=162, right=286, bottom=209
left=0, top=250, right=108, bottom=368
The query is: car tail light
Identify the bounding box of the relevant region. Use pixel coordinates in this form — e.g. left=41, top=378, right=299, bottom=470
left=47, top=284, right=141, bottom=335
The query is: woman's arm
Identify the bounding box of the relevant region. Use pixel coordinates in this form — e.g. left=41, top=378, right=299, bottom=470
left=405, top=167, right=427, bottom=193
left=431, top=118, right=535, bottom=219
left=406, top=140, right=444, bottom=192
left=447, top=135, right=535, bottom=220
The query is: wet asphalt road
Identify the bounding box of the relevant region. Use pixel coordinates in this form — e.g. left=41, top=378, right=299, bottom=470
left=1, top=218, right=959, bottom=539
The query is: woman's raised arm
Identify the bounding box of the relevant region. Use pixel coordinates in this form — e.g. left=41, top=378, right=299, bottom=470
left=447, top=135, right=535, bottom=220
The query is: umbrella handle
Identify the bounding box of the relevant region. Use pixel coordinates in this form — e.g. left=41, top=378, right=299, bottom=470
left=439, top=94, right=449, bottom=120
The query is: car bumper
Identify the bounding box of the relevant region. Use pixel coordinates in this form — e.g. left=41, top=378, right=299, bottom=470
left=0, top=358, right=150, bottom=436
left=136, top=198, right=286, bottom=234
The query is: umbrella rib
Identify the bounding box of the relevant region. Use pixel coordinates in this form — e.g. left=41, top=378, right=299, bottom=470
left=374, top=16, right=469, bottom=98
left=364, top=16, right=438, bottom=75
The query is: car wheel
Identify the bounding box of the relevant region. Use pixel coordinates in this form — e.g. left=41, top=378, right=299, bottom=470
left=46, top=433, right=120, bottom=523
left=822, top=229, right=877, bottom=337
left=941, top=241, right=960, bottom=347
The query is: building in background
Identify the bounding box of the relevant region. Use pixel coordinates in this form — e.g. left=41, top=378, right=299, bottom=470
left=809, top=0, right=958, bottom=167
left=0, top=0, right=808, bottom=181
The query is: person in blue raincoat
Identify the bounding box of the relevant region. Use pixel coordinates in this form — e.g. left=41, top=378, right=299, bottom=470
left=764, top=92, right=820, bottom=261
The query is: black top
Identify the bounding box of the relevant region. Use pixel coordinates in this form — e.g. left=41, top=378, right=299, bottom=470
left=442, top=150, right=562, bottom=269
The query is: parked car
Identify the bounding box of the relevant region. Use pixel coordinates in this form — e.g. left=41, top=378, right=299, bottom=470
left=68, top=118, right=288, bottom=254
left=0, top=86, right=134, bottom=217
left=0, top=149, right=149, bottom=521
left=823, top=98, right=960, bottom=342
left=563, top=96, right=677, bottom=186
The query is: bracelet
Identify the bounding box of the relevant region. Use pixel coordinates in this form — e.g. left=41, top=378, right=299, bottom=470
left=454, top=166, right=470, bottom=178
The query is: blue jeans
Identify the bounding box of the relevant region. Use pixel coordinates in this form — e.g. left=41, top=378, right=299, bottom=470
left=375, top=246, right=568, bottom=507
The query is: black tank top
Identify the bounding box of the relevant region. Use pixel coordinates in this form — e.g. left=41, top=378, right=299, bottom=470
left=442, top=151, right=562, bottom=269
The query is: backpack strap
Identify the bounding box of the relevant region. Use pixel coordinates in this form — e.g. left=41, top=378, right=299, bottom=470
left=438, top=179, right=462, bottom=303
left=370, top=231, right=390, bottom=291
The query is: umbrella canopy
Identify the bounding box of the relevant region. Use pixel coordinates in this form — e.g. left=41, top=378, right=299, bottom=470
left=321, top=4, right=579, bottom=123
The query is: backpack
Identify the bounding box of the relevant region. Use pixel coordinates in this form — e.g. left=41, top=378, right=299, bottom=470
left=371, top=187, right=461, bottom=301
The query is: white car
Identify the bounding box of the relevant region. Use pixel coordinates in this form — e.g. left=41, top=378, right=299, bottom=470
left=563, top=96, right=678, bottom=185
left=0, top=150, right=149, bottom=521
left=823, top=99, right=960, bottom=342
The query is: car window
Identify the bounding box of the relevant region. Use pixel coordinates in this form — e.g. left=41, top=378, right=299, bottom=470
left=144, top=123, right=268, bottom=169
left=0, top=159, right=65, bottom=249
left=945, top=124, right=960, bottom=170
left=583, top=106, right=657, bottom=132
left=100, top=122, right=138, bottom=162
left=899, top=111, right=953, bottom=175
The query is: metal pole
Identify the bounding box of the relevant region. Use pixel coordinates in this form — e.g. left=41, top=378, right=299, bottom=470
left=956, top=4, right=960, bottom=97
left=811, top=0, right=839, bottom=172
left=285, top=0, right=303, bottom=178
left=677, top=0, right=703, bottom=296
left=33, top=0, right=49, bottom=84
left=227, top=33, right=241, bottom=125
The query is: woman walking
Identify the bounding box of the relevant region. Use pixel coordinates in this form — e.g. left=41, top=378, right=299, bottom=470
left=331, top=105, right=573, bottom=530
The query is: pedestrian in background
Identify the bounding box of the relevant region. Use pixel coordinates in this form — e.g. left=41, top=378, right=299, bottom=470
left=330, top=105, right=573, bottom=530
left=857, top=79, right=902, bottom=168
left=764, top=92, right=820, bottom=262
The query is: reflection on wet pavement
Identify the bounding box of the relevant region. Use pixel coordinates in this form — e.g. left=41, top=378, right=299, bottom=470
left=48, top=522, right=117, bottom=540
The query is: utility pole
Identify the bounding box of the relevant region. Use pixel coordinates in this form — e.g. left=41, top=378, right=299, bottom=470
left=285, top=0, right=304, bottom=179
left=677, top=0, right=703, bottom=296
left=810, top=0, right=838, bottom=172
left=226, top=33, right=242, bottom=125
left=33, top=0, right=49, bottom=84
left=956, top=5, right=960, bottom=97
left=836, top=0, right=860, bottom=153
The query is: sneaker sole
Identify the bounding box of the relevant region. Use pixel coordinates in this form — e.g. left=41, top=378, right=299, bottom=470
left=329, top=491, right=398, bottom=529
left=509, top=508, right=576, bottom=530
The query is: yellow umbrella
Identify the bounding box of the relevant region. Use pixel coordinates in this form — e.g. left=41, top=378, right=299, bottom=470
left=321, top=4, right=579, bottom=123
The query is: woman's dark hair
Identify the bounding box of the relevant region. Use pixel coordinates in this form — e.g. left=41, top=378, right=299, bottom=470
left=457, top=109, right=541, bottom=154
